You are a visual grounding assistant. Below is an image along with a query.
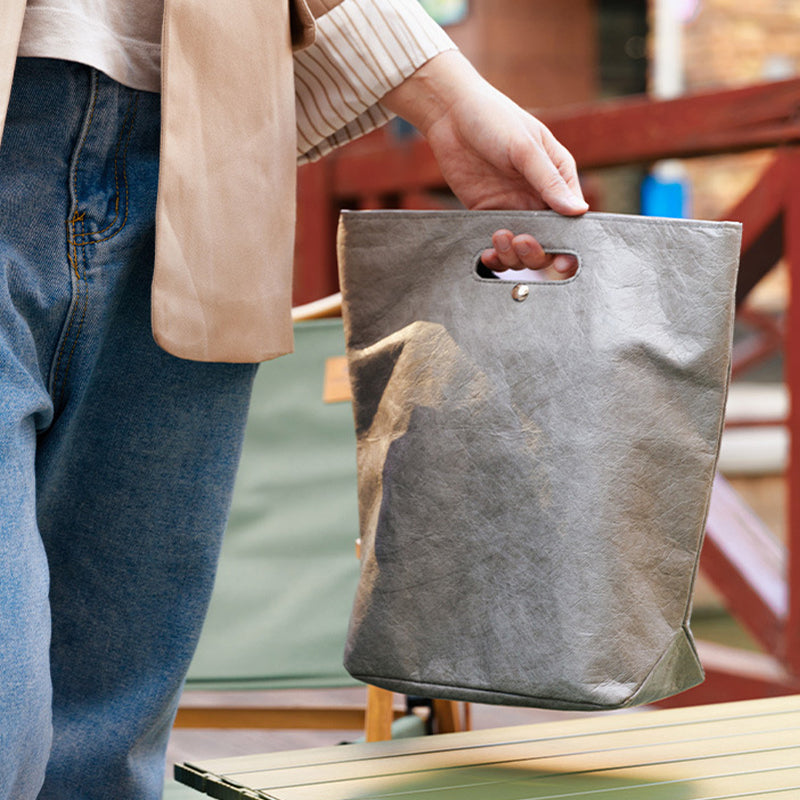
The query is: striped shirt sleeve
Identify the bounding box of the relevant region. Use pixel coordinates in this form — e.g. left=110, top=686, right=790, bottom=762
left=294, top=0, right=456, bottom=163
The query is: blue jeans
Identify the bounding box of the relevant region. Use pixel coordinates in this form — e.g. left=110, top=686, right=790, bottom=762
left=0, top=58, right=258, bottom=798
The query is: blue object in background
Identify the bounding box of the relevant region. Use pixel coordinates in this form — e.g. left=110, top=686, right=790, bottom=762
left=641, top=162, right=690, bottom=218
left=389, top=116, right=418, bottom=141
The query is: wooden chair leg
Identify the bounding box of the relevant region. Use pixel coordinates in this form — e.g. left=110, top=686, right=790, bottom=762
left=431, top=699, right=469, bottom=734
left=463, top=701, right=472, bottom=731
left=365, top=686, right=395, bottom=742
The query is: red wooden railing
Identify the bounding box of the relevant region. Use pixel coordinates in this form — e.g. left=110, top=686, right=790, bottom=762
left=294, top=77, right=800, bottom=703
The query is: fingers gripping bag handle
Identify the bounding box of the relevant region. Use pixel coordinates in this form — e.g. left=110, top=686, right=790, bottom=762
left=337, top=210, right=741, bottom=711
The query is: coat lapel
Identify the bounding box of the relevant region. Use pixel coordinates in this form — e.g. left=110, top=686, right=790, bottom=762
left=154, top=0, right=300, bottom=362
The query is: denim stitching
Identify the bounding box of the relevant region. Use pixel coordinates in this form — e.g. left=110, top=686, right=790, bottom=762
left=51, top=70, right=98, bottom=404
left=69, top=91, right=139, bottom=246
left=54, top=80, right=140, bottom=405
left=54, top=215, right=90, bottom=407
left=66, top=76, right=98, bottom=245
left=53, top=214, right=88, bottom=405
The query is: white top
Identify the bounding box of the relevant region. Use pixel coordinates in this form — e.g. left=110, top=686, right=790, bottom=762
left=17, top=0, right=455, bottom=161
left=18, top=0, right=163, bottom=93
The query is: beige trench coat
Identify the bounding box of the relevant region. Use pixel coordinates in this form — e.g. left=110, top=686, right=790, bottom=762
left=0, top=0, right=360, bottom=363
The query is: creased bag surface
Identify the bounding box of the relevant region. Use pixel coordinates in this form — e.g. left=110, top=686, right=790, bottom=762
left=338, top=210, right=741, bottom=710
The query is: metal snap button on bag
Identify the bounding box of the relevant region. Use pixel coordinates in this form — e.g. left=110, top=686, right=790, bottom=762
left=511, top=283, right=529, bottom=301
left=338, top=210, right=741, bottom=711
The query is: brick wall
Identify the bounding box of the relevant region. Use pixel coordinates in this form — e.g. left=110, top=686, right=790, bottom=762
left=683, top=0, right=800, bottom=91
left=442, top=0, right=598, bottom=109
left=678, top=0, right=795, bottom=309
left=678, top=0, right=798, bottom=222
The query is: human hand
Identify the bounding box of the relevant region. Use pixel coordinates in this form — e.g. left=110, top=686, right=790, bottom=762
left=382, top=51, right=587, bottom=277
left=481, top=229, right=579, bottom=279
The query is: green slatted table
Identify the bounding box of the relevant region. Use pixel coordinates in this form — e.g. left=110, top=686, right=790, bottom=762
left=175, top=694, right=800, bottom=799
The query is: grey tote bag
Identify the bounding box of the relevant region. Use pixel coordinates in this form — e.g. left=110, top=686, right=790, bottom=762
left=339, top=210, right=742, bottom=710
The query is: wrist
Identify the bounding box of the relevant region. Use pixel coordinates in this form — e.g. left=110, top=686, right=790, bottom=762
left=381, top=50, right=485, bottom=136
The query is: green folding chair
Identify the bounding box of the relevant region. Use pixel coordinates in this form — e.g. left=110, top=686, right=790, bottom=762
left=174, top=305, right=467, bottom=740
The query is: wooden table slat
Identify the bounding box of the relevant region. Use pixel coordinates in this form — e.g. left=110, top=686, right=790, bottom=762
left=248, top=750, right=800, bottom=800
left=175, top=695, right=800, bottom=800
left=216, top=717, right=800, bottom=789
